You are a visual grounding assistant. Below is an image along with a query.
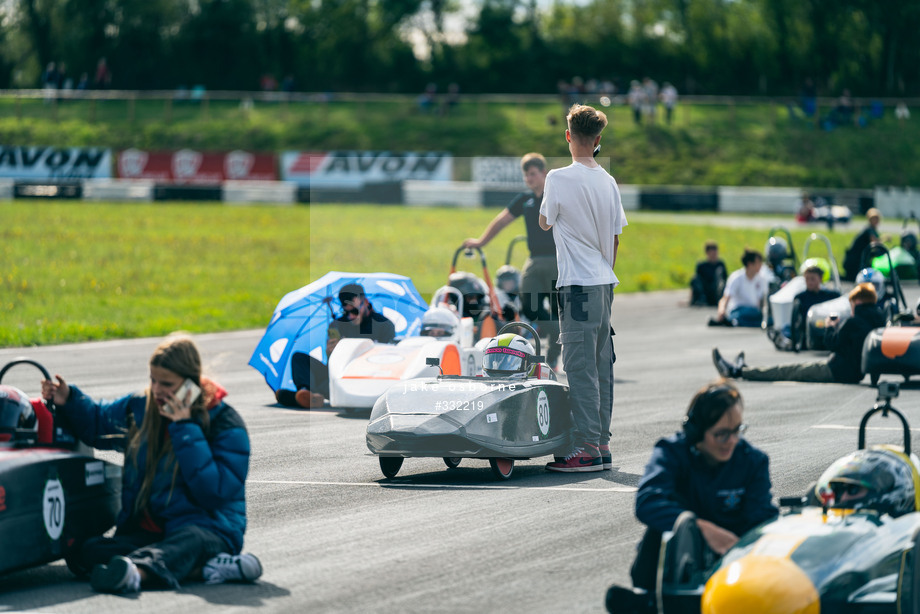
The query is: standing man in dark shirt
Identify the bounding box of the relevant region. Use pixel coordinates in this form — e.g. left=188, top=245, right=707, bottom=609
left=605, top=380, right=778, bottom=613
left=690, top=241, right=727, bottom=306
left=275, top=283, right=396, bottom=409
left=463, top=153, right=561, bottom=367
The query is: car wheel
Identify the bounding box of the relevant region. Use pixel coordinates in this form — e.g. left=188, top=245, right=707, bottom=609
left=489, top=458, right=514, bottom=480
left=379, top=456, right=403, bottom=479
left=443, top=457, right=462, bottom=469
left=65, top=552, right=89, bottom=577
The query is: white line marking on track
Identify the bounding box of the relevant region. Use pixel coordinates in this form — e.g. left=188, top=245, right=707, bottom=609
left=249, top=479, right=636, bottom=493
left=812, top=425, right=920, bottom=432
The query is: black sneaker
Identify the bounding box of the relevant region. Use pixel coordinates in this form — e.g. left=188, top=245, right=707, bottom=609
left=90, top=556, right=141, bottom=594
left=712, top=348, right=740, bottom=378
left=605, top=584, right=654, bottom=614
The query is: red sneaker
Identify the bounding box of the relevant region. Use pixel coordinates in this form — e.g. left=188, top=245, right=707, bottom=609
left=545, top=445, right=603, bottom=473
left=599, top=444, right=612, bottom=470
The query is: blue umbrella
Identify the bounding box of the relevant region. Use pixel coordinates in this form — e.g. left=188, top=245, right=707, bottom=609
left=249, top=271, right=429, bottom=393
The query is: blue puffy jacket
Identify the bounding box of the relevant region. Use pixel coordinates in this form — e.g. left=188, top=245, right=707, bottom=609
left=59, top=384, right=250, bottom=553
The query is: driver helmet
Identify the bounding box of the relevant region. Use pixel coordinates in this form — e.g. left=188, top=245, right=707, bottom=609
left=448, top=272, right=489, bottom=320
left=483, top=333, right=535, bottom=377
left=0, top=385, right=36, bottom=443
left=814, top=448, right=917, bottom=517
left=902, top=230, right=919, bottom=253
left=799, top=257, right=831, bottom=283
left=495, top=264, right=521, bottom=297
left=765, top=237, right=789, bottom=268
left=420, top=307, right=460, bottom=339
left=855, top=267, right=886, bottom=301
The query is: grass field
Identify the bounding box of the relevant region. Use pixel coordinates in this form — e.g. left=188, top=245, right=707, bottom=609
left=1, top=96, right=918, bottom=188
left=1, top=200, right=866, bottom=348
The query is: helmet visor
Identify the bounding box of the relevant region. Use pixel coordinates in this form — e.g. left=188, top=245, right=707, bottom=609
left=484, top=346, right=527, bottom=374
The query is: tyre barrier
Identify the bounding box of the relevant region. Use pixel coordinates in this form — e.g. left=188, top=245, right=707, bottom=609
left=2, top=178, right=880, bottom=214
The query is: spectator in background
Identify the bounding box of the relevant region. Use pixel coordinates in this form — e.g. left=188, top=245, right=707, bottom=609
left=418, top=83, right=437, bottom=113
left=94, top=57, right=112, bottom=88
left=441, top=82, right=460, bottom=115
left=896, top=101, right=910, bottom=125
left=42, top=62, right=57, bottom=103
left=708, top=249, right=767, bottom=328
left=800, top=78, right=817, bottom=117
left=690, top=241, right=727, bottom=307
left=259, top=74, right=278, bottom=91
left=627, top=81, right=644, bottom=125
left=77, top=73, right=89, bottom=91
left=641, top=77, right=658, bottom=123
left=843, top=208, right=882, bottom=281
left=281, top=75, right=295, bottom=93
left=796, top=191, right=816, bottom=223
left=660, top=82, right=678, bottom=125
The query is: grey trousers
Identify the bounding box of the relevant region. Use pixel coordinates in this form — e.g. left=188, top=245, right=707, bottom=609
left=520, top=255, right=560, bottom=363
left=558, top=284, right=614, bottom=449
left=741, top=360, right=834, bottom=382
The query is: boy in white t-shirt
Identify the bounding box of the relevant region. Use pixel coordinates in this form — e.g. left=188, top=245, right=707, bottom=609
left=708, top=249, right=767, bottom=327
left=539, top=103, right=628, bottom=472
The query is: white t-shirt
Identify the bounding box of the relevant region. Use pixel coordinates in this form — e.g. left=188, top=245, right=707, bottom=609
left=540, top=162, right=627, bottom=288
left=723, top=268, right=768, bottom=312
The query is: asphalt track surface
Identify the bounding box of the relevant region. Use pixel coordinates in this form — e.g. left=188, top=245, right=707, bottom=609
left=3, top=284, right=920, bottom=613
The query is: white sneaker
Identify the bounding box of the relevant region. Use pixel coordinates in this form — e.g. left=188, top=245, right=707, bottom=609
left=203, top=552, right=263, bottom=584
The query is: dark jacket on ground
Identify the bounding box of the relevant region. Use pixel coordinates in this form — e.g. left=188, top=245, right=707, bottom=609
left=59, top=384, right=250, bottom=553
left=825, top=302, right=886, bottom=383
left=635, top=433, right=777, bottom=538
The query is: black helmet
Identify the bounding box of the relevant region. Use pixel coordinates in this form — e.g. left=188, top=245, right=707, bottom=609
left=495, top=264, right=521, bottom=297
left=0, top=385, right=36, bottom=443
left=766, top=237, right=789, bottom=267
left=902, top=231, right=918, bottom=252
left=815, top=447, right=918, bottom=517
left=448, top=272, right=489, bottom=319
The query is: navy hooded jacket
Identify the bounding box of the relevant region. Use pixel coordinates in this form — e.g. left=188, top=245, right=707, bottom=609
left=59, top=384, right=250, bottom=553
left=635, top=432, right=778, bottom=537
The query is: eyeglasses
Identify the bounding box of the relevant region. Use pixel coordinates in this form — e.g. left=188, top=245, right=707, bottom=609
left=709, top=423, right=747, bottom=444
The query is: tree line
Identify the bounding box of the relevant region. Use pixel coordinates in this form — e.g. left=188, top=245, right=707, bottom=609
left=2, top=0, right=918, bottom=98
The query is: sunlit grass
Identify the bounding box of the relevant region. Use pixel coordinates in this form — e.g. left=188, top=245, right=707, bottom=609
left=0, top=201, right=862, bottom=348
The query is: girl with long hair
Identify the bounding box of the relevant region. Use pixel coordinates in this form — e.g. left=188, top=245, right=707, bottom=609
left=42, top=335, right=260, bottom=593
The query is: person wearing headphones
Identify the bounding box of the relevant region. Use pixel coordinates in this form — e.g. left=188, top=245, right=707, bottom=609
left=605, top=380, right=778, bottom=614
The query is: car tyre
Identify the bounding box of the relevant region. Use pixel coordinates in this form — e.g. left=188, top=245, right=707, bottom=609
left=489, top=458, right=514, bottom=480
left=443, top=457, right=462, bottom=469
left=379, top=456, right=403, bottom=479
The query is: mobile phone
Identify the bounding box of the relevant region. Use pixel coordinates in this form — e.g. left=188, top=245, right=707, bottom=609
left=174, top=378, right=202, bottom=406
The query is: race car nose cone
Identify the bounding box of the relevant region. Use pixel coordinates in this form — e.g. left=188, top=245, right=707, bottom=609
left=702, top=555, right=819, bottom=614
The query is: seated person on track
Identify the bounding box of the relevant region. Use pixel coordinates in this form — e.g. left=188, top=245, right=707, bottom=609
left=689, top=240, right=727, bottom=307
left=605, top=380, right=778, bottom=614
left=276, top=283, right=396, bottom=409
left=785, top=265, right=840, bottom=345
left=40, top=335, right=260, bottom=594
left=708, top=248, right=768, bottom=328
left=713, top=282, right=885, bottom=383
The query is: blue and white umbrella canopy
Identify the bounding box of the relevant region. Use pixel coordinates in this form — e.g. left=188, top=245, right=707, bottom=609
left=249, top=271, right=429, bottom=393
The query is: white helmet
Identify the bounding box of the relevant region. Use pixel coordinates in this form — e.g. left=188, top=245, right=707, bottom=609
left=420, top=307, right=460, bottom=338
left=483, top=333, right=535, bottom=377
